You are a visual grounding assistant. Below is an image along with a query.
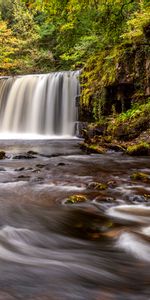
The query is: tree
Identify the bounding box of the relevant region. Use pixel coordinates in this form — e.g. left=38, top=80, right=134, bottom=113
left=0, top=18, right=19, bottom=75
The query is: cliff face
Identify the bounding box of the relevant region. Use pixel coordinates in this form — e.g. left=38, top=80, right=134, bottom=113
left=102, top=44, right=150, bottom=116
left=80, top=22, right=150, bottom=122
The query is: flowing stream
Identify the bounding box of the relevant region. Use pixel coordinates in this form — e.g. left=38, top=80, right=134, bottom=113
left=0, top=71, right=149, bottom=299
left=0, top=139, right=149, bottom=300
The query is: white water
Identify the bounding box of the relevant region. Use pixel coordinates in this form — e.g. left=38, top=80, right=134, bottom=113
left=0, top=72, right=80, bottom=138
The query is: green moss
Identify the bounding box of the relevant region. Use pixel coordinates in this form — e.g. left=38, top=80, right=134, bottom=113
left=127, top=142, right=150, bottom=155
left=66, top=194, right=87, bottom=204
left=130, top=172, right=150, bottom=183
left=88, top=182, right=108, bottom=190
left=87, top=144, right=106, bottom=154
left=80, top=142, right=106, bottom=154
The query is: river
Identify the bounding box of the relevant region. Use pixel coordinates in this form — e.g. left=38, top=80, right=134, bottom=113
left=0, top=139, right=149, bottom=300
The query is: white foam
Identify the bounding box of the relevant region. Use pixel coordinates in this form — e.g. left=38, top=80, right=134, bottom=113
left=0, top=133, right=77, bottom=140
left=107, top=205, right=150, bottom=223
left=142, top=226, right=150, bottom=236
left=117, top=232, right=150, bottom=262
left=35, top=183, right=85, bottom=192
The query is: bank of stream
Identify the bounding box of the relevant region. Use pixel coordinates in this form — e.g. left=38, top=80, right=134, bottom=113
left=0, top=139, right=149, bottom=300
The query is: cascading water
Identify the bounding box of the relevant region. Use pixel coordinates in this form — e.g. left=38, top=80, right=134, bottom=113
left=0, top=71, right=80, bottom=138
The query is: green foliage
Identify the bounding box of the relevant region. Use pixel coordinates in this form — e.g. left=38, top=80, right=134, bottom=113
left=0, top=19, right=19, bottom=74
left=115, top=100, right=150, bottom=123
left=0, top=0, right=149, bottom=96
left=106, top=99, right=150, bottom=140
left=122, top=3, right=150, bottom=43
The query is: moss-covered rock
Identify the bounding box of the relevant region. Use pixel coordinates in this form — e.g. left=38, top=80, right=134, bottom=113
left=88, top=182, right=108, bottom=190
left=80, top=142, right=106, bottom=154
left=130, top=172, right=150, bottom=183
left=127, top=142, right=150, bottom=156
left=65, top=194, right=87, bottom=204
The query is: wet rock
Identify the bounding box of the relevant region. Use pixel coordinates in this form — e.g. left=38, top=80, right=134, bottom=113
left=57, top=162, right=66, bottom=166
left=127, top=142, right=150, bottom=156
left=88, top=182, right=108, bottom=190
left=14, top=167, right=25, bottom=171
left=80, top=142, right=106, bottom=154
left=36, top=164, right=45, bottom=168
left=27, top=150, right=38, bottom=155
left=31, top=177, right=43, bottom=182
left=0, top=151, right=6, bottom=159
left=13, top=153, right=36, bottom=159
left=32, top=169, right=41, bottom=173
left=129, top=195, right=146, bottom=203
left=130, top=172, right=150, bottom=183
left=17, top=175, right=30, bottom=179
left=107, top=180, right=117, bottom=188
left=94, top=196, right=115, bottom=203
left=107, top=143, right=125, bottom=152
left=143, top=194, right=150, bottom=200
left=0, top=167, right=5, bottom=171
left=65, top=194, right=87, bottom=204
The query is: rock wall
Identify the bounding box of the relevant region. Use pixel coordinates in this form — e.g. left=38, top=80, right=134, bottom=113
left=102, top=44, right=150, bottom=116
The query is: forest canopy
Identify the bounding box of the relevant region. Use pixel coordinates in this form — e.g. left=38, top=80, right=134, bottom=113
left=0, top=0, right=149, bottom=75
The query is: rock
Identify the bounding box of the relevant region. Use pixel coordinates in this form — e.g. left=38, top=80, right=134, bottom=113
left=80, top=142, right=106, bottom=154
left=57, top=162, right=66, bottom=166
left=129, top=195, right=146, bottom=203
left=130, top=172, right=150, bottom=183
left=17, top=175, right=30, bottom=179
left=107, top=180, right=117, bottom=188
left=88, top=182, right=108, bottom=190
left=36, top=164, right=45, bottom=168
left=75, top=121, right=88, bottom=138
left=32, top=169, right=40, bottom=173
left=127, top=142, right=150, bottom=156
left=94, top=196, right=115, bottom=202
left=0, top=167, right=5, bottom=171
left=107, top=143, right=125, bottom=152
left=65, top=194, right=87, bottom=204
left=13, top=153, right=36, bottom=159
left=144, top=194, right=150, bottom=200
left=0, top=151, right=6, bottom=159
left=14, top=167, right=25, bottom=171
left=27, top=150, right=38, bottom=155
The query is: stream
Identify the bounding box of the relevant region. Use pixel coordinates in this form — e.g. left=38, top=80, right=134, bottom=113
left=0, top=139, right=149, bottom=300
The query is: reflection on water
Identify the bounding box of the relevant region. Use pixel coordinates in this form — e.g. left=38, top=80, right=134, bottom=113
left=0, top=140, right=149, bottom=300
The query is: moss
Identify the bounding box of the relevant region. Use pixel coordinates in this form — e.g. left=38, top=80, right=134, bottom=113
left=103, top=135, right=112, bottom=143
left=88, top=182, right=108, bottom=190
left=130, top=172, right=150, bottom=183
left=80, top=142, right=106, bottom=154
left=127, top=142, right=150, bottom=155
left=65, top=194, right=87, bottom=204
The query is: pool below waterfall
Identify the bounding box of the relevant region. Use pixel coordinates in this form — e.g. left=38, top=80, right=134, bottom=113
left=0, top=139, right=149, bottom=300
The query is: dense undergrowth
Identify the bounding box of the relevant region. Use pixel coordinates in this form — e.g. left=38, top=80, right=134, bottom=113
left=81, top=98, right=150, bottom=155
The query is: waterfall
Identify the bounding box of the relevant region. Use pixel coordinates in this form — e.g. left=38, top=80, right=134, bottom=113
left=0, top=71, right=80, bottom=139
